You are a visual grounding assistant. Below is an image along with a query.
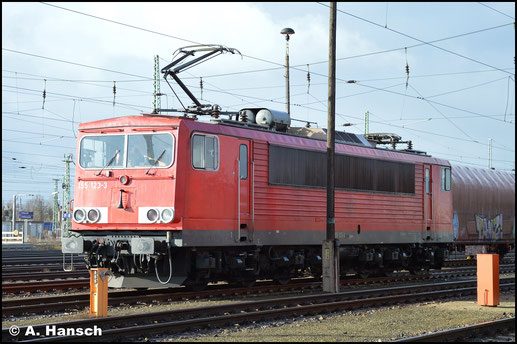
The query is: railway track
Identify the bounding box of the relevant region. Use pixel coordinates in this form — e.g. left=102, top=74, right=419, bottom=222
left=1, top=264, right=85, bottom=274
left=0, top=265, right=471, bottom=286
left=1, top=256, right=84, bottom=267
left=3, top=267, right=514, bottom=316
left=393, top=317, right=515, bottom=342
left=1, top=256, right=513, bottom=295
left=3, top=278, right=514, bottom=342
left=4, top=263, right=514, bottom=295
left=2, top=279, right=90, bottom=295
left=442, top=257, right=514, bottom=267
left=2, top=271, right=88, bottom=283
left=2, top=263, right=514, bottom=295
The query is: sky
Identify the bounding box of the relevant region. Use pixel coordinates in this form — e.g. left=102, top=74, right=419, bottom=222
left=2, top=2, right=515, bottom=208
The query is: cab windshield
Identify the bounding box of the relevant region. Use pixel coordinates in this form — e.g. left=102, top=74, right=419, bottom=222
left=79, top=133, right=174, bottom=169
left=127, top=133, right=173, bottom=168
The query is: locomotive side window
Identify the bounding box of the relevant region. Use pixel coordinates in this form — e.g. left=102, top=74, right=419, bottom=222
left=127, top=133, right=173, bottom=168
left=239, top=144, right=248, bottom=179
left=441, top=167, right=451, bottom=191
left=269, top=145, right=415, bottom=194
left=79, top=135, right=125, bottom=169
left=192, top=134, right=219, bottom=171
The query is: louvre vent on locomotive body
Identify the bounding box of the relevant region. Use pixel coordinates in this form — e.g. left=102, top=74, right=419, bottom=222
left=61, top=44, right=515, bottom=290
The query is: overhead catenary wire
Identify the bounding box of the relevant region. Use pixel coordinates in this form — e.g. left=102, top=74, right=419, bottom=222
left=4, top=75, right=513, bottom=153
left=425, top=76, right=509, bottom=99
left=4, top=67, right=515, bottom=98
left=504, top=76, right=512, bottom=121
left=3, top=3, right=514, bottom=182
left=349, top=82, right=513, bottom=124
left=3, top=84, right=150, bottom=112
left=316, top=2, right=514, bottom=76
left=35, top=2, right=515, bottom=78
left=477, top=2, right=515, bottom=20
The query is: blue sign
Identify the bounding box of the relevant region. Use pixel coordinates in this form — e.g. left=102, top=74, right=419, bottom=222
left=62, top=213, right=71, bottom=219
left=43, top=222, right=53, bottom=231
left=19, top=211, right=33, bottom=220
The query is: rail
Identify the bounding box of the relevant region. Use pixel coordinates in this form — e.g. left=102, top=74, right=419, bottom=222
left=393, top=317, right=515, bottom=342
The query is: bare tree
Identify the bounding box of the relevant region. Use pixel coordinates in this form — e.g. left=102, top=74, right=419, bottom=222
left=21, top=195, right=53, bottom=222
left=2, top=201, right=13, bottom=222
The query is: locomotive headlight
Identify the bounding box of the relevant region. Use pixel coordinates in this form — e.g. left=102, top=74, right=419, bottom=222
left=139, top=207, right=175, bottom=224
left=146, top=208, right=159, bottom=223
left=73, top=208, right=86, bottom=223
left=87, top=208, right=100, bottom=223
left=161, top=208, right=174, bottom=223
left=119, top=175, right=129, bottom=185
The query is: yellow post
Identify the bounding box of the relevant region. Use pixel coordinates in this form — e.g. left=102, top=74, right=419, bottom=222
left=90, top=268, right=109, bottom=317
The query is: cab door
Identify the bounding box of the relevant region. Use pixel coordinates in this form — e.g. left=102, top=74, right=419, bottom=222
left=235, top=139, right=252, bottom=242
left=423, top=164, right=434, bottom=239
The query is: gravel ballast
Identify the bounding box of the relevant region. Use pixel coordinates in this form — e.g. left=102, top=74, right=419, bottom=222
left=160, top=292, right=515, bottom=342
left=3, top=288, right=514, bottom=342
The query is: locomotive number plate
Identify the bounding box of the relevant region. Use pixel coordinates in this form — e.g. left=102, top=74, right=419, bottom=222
left=78, top=181, right=108, bottom=190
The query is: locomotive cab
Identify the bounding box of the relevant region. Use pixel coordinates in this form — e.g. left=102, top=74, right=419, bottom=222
left=62, top=115, right=189, bottom=288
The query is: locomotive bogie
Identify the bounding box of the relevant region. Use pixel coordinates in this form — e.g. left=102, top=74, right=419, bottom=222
left=70, top=227, right=449, bottom=288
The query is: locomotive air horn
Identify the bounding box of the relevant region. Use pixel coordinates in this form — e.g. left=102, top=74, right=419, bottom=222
left=117, top=189, right=125, bottom=209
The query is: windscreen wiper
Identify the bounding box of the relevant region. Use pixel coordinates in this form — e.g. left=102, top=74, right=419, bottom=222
left=146, top=150, right=166, bottom=175
left=96, top=150, right=119, bottom=176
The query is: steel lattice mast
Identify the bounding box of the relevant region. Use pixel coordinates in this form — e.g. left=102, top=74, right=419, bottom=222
left=62, top=154, right=73, bottom=235
left=52, top=178, right=60, bottom=233
left=153, top=55, right=161, bottom=113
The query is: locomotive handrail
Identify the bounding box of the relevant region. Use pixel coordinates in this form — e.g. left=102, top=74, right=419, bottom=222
left=236, top=158, right=241, bottom=243
left=250, top=158, right=255, bottom=242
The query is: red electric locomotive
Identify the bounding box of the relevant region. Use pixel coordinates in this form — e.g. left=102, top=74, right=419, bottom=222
left=62, top=45, right=515, bottom=289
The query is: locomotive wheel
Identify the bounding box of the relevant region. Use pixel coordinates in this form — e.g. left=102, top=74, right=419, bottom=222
left=188, top=282, right=208, bottom=291
left=238, top=279, right=257, bottom=288
left=358, top=271, right=370, bottom=279
left=274, top=277, right=290, bottom=285
left=382, top=269, right=396, bottom=277
left=409, top=268, right=429, bottom=275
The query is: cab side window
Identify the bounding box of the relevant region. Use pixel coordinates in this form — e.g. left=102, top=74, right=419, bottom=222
left=192, top=134, right=219, bottom=170
left=425, top=168, right=430, bottom=194
left=239, top=144, right=248, bottom=179
left=441, top=167, right=451, bottom=191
